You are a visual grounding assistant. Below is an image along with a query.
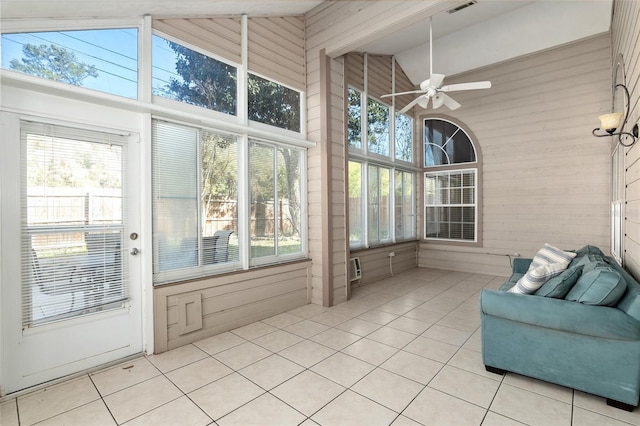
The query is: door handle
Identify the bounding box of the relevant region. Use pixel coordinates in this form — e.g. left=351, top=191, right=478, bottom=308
left=130, top=248, right=139, bottom=255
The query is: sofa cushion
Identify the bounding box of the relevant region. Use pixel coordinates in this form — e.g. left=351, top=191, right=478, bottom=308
left=529, top=243, right=577, bottom=270
left=574, top=245, right=606, bottom=257
left=509, top=262, right=568, bottom=295
left=565, top=267, right=627, bottom=306
left=535, top=265, right=584, bottom=298
left=574, top=254, right=608, bottom=273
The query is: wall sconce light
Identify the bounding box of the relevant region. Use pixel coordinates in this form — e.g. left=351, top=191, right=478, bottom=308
left=592, top=83, right=638, bottom=147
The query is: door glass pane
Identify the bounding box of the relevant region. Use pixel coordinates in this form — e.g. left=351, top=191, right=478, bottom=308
left=23, top=125, right=127, bottom=327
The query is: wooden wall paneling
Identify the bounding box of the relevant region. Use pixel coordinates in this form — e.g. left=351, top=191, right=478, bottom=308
left=152, top=18, right=242, bottom=63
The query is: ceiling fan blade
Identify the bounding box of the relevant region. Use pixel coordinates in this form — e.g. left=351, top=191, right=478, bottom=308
left=440, top=81, right=492, bottom=92
left=427, top=73, right=445, bottom=89
left=417, top=96, right=430, bottom=109
left=432, top=94, right=444, bottom=109
left=381, top=89, right=425, bottom=98
left=441, top=93, right=461, bottom=110
left=399, top=96, right=423, bottom=114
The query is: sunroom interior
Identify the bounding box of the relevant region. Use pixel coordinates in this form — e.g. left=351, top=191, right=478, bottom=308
left=0, top=0, right=639, bottom=399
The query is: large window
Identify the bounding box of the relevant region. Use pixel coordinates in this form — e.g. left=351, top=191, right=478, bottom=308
left=347, top=86, right=416, bottom=248
left=423, top=118, right=479, bottom=243
left=152, top=120, right=305, bottom=283
left=2, top=28, right=138, bottom=98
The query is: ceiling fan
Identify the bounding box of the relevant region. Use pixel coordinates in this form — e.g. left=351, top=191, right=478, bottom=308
left=382, top=17, right=491, bottom=113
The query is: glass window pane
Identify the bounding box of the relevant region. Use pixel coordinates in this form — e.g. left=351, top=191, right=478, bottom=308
left=249, top=142, right=276, bottom=258
left=348, top=161, right=363, bottom=246
left=201, top=131, right=239, bottom=264
left=3, top=29, right=138, bottom=98
left=379, top=168, right=390, bottom=241
left=424, top=170, right=476, bottom=242
left=277, top=148, right=302, bottom=255
left=152, top=35, right=237, bottom=115
left=367, top=97, right=390, bottom=156
left=347, top=88, right=362, bottom=149
left=424, top=119, right=476, bottom=167
left=23, top=124, right=127, bottom=326
left=248, top=73, right=301, bottom=132
left=395, top=113, right=413, bottom=162
left=153, top=122, right=199, bottom=272
left=368, top=165, right=379, bottom=242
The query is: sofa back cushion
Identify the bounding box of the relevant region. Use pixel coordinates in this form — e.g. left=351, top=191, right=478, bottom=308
left=535, top=265, right=583, bottom=298
left=565, top=267, right=627, bottom=306
left=612, top=264, right=640, bottom=321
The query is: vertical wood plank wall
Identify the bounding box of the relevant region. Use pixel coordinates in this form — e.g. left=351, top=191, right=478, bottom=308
left=612, top=0, right=640, bottom=280
left=151, top=17, right=311, bottom=352
left=418, top=34, right=613, bottom=276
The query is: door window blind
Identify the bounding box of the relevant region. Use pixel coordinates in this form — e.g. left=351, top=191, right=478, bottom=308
left=21, top=121, right=129, bottom=328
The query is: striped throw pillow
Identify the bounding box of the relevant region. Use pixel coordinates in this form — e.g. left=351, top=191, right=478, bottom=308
left=509, top=262, right=569, bottom=295
left=529, top=243, right=576, bottom=270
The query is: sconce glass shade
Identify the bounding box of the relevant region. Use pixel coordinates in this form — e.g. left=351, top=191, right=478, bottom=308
left=598, top=112, right=623, bottom=133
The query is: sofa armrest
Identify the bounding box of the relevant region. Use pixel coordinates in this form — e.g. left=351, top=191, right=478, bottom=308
left=512, top=257, right=532, bottom=274
left=480, top=289, right=640, bottom=340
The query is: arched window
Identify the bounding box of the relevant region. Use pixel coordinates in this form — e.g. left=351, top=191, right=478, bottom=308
left=423, top=117, right=480, bottom=244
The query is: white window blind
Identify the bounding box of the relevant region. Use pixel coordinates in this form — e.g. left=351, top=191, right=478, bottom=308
left=152, top=120, right=240, bottom=284
left=21, top=121, right=129, bottom=328
left=424, top=169, right=477, bottom=242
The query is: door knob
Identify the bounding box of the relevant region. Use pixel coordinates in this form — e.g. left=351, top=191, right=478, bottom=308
left=130, top=248, right=139, bottom=255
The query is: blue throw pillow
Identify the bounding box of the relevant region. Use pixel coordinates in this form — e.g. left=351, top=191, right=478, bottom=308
left=565, top=267, right=627, bottom=306
left=535, top=265, right=583, bottom=298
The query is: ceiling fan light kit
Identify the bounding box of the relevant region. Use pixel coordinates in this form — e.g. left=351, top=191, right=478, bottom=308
left=381, top=16, right=492, bottom=113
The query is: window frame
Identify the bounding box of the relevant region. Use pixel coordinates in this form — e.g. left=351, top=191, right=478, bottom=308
left=611, top=145, right=623, bottom=265
left=421, top=115, right=482, bottom=246
left=151, top=119, right=308, bottom=285
left=346, top=84, right=417, bottom=249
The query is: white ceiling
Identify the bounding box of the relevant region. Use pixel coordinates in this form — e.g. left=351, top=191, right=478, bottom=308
left=1, top=0, right=613, bottom=85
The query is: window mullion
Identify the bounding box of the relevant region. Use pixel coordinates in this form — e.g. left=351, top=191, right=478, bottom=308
left=196, top=129, right=204, bottom=267
left=273, top=146, right=279, bottom=256
left=239, top=134, right=250, bottom=269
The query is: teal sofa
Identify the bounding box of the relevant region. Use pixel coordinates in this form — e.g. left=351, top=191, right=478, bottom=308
left=480, top=246, right=640, bottom=411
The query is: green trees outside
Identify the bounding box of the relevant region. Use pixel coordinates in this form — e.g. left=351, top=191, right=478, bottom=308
left=164, top=42, right=237, bottom=115
left=10, top=44, right=98, bottom=86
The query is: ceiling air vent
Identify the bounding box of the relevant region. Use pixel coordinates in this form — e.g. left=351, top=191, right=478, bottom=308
left=448, top=1, right=477, bottom=14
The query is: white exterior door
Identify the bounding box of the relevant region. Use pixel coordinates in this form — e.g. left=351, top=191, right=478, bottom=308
left=0, top=114, right=143, bottom=394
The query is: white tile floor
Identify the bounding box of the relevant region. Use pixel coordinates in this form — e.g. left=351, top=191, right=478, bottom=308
left=2, top=268, right=640, bottom=426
